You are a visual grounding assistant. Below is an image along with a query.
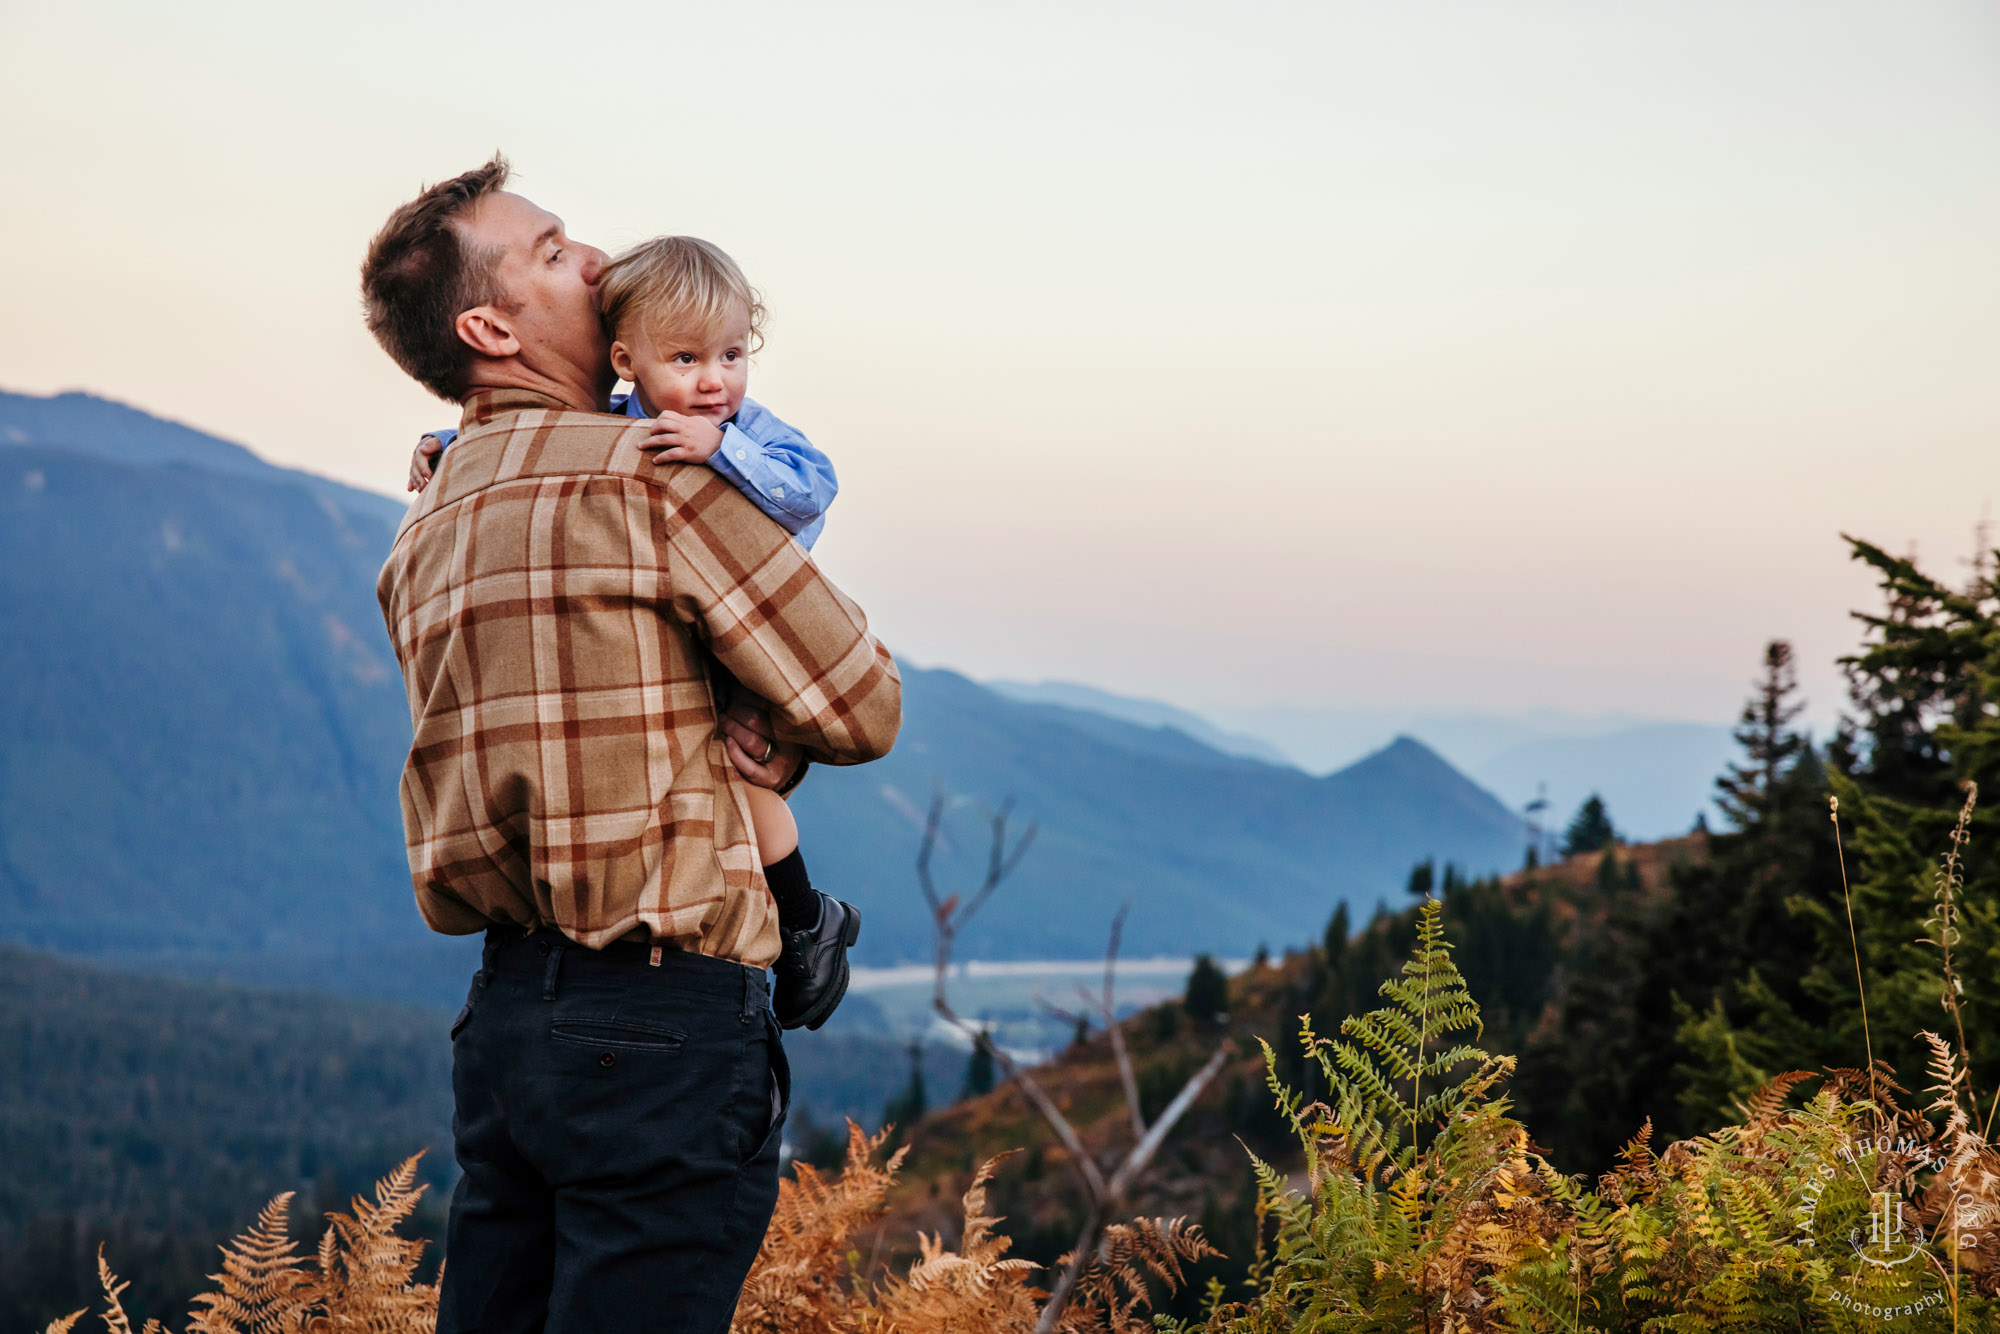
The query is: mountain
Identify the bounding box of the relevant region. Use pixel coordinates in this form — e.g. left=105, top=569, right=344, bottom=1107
left=984, top=679, right=1290, bottom=764
left=792, top=681, right=1526, bottom=962
left=0, top=389, right=402, bottom=528
left=1170, top=703, right=1737, bottom=840
left=0, top=387, right=1526, bottom=1003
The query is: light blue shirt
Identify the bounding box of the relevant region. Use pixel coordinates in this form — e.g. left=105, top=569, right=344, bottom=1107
left=427, top=392, right=835, bottom=550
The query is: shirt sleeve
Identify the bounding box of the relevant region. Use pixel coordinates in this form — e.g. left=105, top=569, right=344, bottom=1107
left=427, top=427, right=459, bottom=451
left=662, top=470, right=899, bottom=767
left=706, top=399, right=838, bottom=550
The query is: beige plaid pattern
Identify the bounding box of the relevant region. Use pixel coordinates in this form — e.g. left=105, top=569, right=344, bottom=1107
left=376, top=388, right=901, bottom=967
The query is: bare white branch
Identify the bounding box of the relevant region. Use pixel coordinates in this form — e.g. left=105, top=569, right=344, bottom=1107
left=918, top=788, right=1231, bottom=1334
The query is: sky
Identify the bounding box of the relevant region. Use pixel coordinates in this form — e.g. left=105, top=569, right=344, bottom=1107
left=4, top=0, right=1996, bottom=726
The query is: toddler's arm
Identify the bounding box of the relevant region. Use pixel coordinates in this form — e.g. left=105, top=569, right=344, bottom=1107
left=643, top=399, right=838, bottom=551
left=408, top=429, right=453, bottom=491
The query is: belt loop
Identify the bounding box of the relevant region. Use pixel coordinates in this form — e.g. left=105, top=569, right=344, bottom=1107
left=741, top=967, right=758, bottom=1025
left=543, top=940, right=566, bottom=1001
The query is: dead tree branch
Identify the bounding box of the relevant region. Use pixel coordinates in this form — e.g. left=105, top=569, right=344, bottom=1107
left=1090, top=901, right=1146, bottom=1140
left=916, top=791, right=1234, bottom=1334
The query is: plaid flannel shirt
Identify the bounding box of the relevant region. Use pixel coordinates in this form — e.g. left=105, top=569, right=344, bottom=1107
left=376, top=387, right=901, bottom=967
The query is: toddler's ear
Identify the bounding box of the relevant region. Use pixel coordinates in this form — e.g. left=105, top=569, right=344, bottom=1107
left=608, top=340, right=635, bottom=383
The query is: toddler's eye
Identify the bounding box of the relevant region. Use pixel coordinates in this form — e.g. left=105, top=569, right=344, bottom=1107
left=673, top=352, right=697, bottom=365
left=722, top=350, right=740, bottom=363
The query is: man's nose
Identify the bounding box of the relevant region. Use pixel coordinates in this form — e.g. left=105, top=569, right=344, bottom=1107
left=580, top=246, right=608, bottom=287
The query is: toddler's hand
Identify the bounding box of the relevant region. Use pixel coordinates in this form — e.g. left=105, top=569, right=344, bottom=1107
left=408, top=434, right=444, bottom=492
left=643, top=411, right=725, bottom=466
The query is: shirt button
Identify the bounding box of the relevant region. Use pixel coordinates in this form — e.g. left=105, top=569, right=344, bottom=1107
left=772, top=485, right=785, bottom=498
left=536, top=940, right=552, bottom=957
left=735, top=449, right=747, bottom=460
left=600, top=1052, right=617, bottom=1068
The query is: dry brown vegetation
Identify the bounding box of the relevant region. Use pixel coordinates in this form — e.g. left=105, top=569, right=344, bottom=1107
left=44, top=1126, right=1213, bottom=1334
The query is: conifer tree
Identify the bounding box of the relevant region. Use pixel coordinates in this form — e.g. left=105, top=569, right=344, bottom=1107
left=1183, top=954, right=1229, bottom=1023
left=1561, top=795, right=1615, bottom=856
left=1405, top=859, right=1435, bottom=899
left=961, top=1038, right=995, bottom=1100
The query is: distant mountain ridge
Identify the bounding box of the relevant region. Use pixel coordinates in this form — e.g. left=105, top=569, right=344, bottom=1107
left=0, top=387, right=1528, bottom=1005
left=0, top=389, right=403, bottom=527
left=986, top=679, right=1290, bottom=765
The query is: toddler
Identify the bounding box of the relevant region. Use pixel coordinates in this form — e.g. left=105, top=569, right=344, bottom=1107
left=411, top=236, right=855, bottom=1030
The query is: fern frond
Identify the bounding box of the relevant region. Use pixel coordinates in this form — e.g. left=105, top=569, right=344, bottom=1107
left=1739, top=1070, right=1814, bottom=1130
left=187, top=1191, right=313, bottom=1334
left=312, top=1155, right=437, bottom=1333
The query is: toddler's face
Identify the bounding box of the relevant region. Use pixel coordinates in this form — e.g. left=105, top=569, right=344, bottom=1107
left=609, top=302, right=752, bottom=424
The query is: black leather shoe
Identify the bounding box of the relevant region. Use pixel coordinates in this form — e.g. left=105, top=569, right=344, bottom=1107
left=774, top=893, right=861, bottom=1031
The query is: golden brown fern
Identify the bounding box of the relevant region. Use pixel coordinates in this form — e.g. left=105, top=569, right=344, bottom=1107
left=311, top=1154, right=438, bottom=1333
left=94, top=1248, right=168, bottom=1334
left=1739, top=1069, right=1815, bottom=1133
left=186, top=1192, right=314, bottom=1334
left=40, top=1311, right=85, bottom=1334
left=1059, top=1216, right=1219, bottom=1334
left=859, top=1152, right=1044, bottom=1333
left=732, top=1120, right=907, bottom=1332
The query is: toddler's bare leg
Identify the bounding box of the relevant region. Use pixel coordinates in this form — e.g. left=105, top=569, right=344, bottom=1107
left=745, top=785, right=798, bottom=865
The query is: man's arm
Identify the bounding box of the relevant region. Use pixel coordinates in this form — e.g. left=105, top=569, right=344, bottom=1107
left=663, top=470, right=899, bottom=766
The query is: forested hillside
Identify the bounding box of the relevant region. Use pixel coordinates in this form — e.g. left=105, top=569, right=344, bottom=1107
left=0, top=944, right=970, bottom=1330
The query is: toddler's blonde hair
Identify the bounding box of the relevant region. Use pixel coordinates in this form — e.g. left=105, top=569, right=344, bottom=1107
left=599, top=235, right=767, bottom=352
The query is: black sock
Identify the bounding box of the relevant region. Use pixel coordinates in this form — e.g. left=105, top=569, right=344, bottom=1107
left=765, top=849, right=820, bottom=932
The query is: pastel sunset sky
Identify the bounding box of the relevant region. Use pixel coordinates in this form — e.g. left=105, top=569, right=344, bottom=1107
left=4, top=0, right=1996, bottom=724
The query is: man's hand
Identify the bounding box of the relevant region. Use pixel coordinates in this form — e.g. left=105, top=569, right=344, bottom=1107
left=722, top=700, right=803, bottom=791
left=408, top=435, right=444, bottom=492
left=643, top=411, right=726, bottom=466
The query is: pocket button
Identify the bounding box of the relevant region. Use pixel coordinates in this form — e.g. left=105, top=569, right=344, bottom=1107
left=599, top=1052, right=617, bottom=1068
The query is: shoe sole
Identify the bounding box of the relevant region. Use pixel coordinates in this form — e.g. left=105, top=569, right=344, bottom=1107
left=800, top=904, right=861, bottom=1032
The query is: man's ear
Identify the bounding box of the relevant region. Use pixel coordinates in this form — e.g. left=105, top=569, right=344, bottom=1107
left=455, top=306, right=520, bottom=360
left=608, top=340, right=635, bottom=383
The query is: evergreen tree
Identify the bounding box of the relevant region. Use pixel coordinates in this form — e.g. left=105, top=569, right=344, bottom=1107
left=881, top=1037, right=927, bottom=1131
left=1321, top=902, right=1350, bottom=962
left=961, top=1036, right=995, bottom=1100
left=1405, top=859, right=1435, bottom=899
left=1520, top=641, right=1834, bottom=1162
left=1184, top=953, right=1229, bottom=1023
left=1716, top=640, right=1809, bottom=830
left=1561, top=795, right=1615, bottom=856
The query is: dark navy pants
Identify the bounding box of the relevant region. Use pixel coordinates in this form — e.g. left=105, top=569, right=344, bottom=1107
left=437, top=928, right=788, bottom=1334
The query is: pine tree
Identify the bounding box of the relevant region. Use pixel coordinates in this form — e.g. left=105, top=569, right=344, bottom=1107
left=1715, top=640, right=1809, bottom=830
left=1405, top=859, right=1435, bottom=899
left=961, top=1037, right=995, bottom=1100
left=1561, top=795, right=1615, bottom=856
left=882, top=1038, right=927, bottom=1132
left=1184, top=954, right=1229, bottom=1023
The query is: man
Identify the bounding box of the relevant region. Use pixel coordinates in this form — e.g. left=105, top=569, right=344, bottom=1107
left=363, top=157, right=901, bottom=1333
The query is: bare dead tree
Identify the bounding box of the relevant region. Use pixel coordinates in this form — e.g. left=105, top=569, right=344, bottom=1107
left=915, top=789, right=1233, bottom=1334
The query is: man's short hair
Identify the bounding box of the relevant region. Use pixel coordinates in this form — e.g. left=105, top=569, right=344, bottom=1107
left=360, top=156, right=517, bottom=403
left=599, top=236, right=766, bottom=354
